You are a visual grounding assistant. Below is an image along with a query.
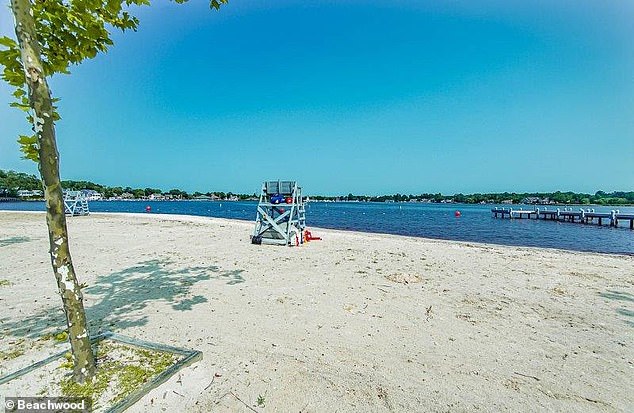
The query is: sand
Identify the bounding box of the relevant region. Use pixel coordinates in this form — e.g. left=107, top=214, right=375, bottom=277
left=0, top=211, right=632, bottom=412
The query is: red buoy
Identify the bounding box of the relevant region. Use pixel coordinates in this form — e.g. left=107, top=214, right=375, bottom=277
left=285, top=197, right=293, bottom=204
left=145, top=205, right=152, bottom=213
left=454, top=210, right=461, bottom=217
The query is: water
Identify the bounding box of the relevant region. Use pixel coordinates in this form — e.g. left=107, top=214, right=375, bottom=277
left=1, top=201, right=632, bottom=255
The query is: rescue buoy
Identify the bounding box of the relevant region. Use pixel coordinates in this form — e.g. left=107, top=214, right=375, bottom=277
left=304, top=229, right=322, bottom=241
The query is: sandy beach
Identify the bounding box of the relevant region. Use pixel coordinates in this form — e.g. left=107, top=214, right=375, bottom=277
left=0, top=211, right=632, bottom=412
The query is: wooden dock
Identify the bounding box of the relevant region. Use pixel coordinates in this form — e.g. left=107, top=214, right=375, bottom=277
left=492, top=207, right=634, bottom=229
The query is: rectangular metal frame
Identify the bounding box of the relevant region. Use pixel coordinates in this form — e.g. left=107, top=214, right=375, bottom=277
left=0, top=331, right=202, bottom=413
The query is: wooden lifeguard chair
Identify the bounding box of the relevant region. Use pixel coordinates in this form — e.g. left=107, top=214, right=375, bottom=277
left=63, top=191, right=90, bottom=216
left=252, top=180, right=306, bottom=246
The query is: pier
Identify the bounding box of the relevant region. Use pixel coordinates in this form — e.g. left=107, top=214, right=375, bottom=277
left=492, top=207, right=634, bottom=229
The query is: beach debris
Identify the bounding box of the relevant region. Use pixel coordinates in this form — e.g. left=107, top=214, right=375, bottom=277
left=229, top=391, right=259, bottom=412
left=377, top=386, right=393, bottom=409
left=204, top=373, right=222, bottom=391
left=425, top=305, right=433, bottom=321
left=456, top=313, right=477, bottom=325
left=513, top=372, right=540, bottom=381
left=385, top=273, right=423, bottom=284
left=256, top=393, right=266, bottom=407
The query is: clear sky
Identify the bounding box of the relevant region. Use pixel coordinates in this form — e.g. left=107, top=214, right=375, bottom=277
left=1, top=0, right=633, bottom=195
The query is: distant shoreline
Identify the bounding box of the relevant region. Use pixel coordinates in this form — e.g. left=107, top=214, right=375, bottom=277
left=2, top=198, right=633, bottom=207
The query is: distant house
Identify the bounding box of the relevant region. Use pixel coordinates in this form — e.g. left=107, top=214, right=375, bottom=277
left=149, top=193, right=165, bottom=200
left=120, top=192, right=134, bottom=199
left=501, top=199, right=514, bottom=204
left=17, top=189, right=43, bottom=198
left=521, top=197, right=553, bottom=205
left=522, top=197, right=541, bottom=204
left=193, top=195, right=212, bottom=200
left=81, top=189, right=103, bottom=201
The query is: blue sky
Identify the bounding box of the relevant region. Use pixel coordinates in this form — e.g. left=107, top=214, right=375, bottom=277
left=1, top=0, right=633, bottom=195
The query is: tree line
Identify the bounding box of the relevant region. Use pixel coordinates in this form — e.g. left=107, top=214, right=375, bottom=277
left=0, top=169, right=255, bottom=200
left=312, top=191, right=634, bottom=205
left=2, top=169, right=632, bottom=205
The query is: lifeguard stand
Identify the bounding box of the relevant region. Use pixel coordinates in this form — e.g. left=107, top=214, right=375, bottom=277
left=252, top=180, right=306, bottom=246
left=64, top=191, right=90, bottom=216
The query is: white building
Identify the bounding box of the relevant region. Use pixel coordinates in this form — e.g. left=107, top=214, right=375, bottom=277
left=17, top=189, right=43, bottom=198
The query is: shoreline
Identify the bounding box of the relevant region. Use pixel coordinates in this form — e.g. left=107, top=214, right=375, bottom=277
left=2, top=198, right=634, bottom=206
left=1, top=210, right=631, bottom=258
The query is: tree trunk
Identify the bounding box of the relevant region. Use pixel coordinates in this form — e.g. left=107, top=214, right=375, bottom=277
left=10, top=0, right=96, bottom=383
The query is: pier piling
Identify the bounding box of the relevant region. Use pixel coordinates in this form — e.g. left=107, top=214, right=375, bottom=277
left=491, top=206, right=633, bottom=230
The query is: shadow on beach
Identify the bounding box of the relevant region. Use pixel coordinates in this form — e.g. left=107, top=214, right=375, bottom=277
left=599, top=290, right=634, bottom=327
left=0, top=259, right=245, bottom=340
left=0, top=236, right=32, bottom=248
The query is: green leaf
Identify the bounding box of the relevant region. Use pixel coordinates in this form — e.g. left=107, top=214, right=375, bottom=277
left=17, top=134, right=39, bottom=162
left=9, top=101, right=31, bottom=112
left=0, top=36, right=17, bottom=48
left=210, top=0, right=229, bottom=10
left=12, top=88, right=25, bottom=99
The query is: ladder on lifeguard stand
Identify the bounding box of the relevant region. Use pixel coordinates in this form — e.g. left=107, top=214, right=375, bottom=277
left=64, top=191, right=90, bottom=216
left=252, top=181, right=306, bottom=246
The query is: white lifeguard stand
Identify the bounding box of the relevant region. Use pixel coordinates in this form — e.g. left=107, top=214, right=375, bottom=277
left=252, top=180, right=306, bottom=246
left=64, top=191, right=90, bottom=216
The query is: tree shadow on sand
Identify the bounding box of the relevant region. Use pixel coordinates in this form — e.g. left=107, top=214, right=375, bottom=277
left=598, top=290, right=634, bottom=327
left=599, top=290, right=634, bottom=303
left=0, top=259, right=245, bottom=340
left=0, top=236, right=31, bottom=247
